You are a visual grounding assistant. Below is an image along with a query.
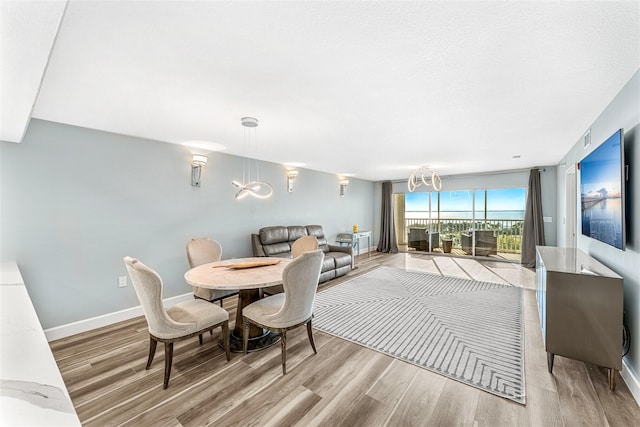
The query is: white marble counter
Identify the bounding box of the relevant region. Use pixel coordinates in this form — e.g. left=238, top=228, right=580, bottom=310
left=0, top=262, right=81, bottom=426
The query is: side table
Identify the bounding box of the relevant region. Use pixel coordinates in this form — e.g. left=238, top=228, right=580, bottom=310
left=336, top=231, right=372, bottom=259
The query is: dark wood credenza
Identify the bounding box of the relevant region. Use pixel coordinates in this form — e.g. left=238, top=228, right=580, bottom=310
left=536, top=246, right=623, bottom=390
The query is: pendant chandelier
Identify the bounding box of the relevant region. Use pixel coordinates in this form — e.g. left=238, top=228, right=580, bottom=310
left=232, top=117, right=273, bottom=199
left=407, top=166, right=442, bottom=192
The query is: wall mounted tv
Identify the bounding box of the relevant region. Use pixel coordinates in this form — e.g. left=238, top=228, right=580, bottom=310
left=580, top=128, right=625, bottom=250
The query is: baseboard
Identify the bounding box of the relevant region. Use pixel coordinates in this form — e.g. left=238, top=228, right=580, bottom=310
left=356, top=245, right=377, bottom=255
left=622, top=357, right=640, bottom=406
left=44, top=292, right=193, bottom=342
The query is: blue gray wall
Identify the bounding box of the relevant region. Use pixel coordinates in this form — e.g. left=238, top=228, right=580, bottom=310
left=556, top=70, right=640, bottom=382
left=0, top=119, right=376, bottom=328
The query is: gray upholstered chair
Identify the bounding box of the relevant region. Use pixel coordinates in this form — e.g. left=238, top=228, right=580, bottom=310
left=407, top=227, right=440, bottom=251
left=124, top=256, right=230, bottom=389
left=263, top=235, right=319, bottom=296
left=242, top=250, right=324, bottom=374
left=186, top=237, right=238, bottom=306
left=460, top=230, right=498, bottom=256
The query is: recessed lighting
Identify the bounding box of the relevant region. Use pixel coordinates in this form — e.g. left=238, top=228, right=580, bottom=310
left=512, top=155, right=521, bottom=159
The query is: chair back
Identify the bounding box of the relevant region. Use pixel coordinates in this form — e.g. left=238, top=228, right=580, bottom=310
left=124, top=257, right=191, bottom=338
left=269, top=250, right=324, bottom=326
left=291, top=235, right=318, bottom=258
left=186, top=238, right=222, bottom=268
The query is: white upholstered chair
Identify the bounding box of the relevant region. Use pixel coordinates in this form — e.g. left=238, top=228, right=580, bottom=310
left=186, top=237, right=239, bottom=306
left=262, top=235, right=318, bottom=296
left=124, top=256, right=230, bottom=389
left=242, top=250, right=324, bottom=374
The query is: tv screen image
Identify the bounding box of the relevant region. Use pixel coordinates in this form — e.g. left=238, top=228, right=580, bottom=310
left=580, top=128, right=625, bottom=250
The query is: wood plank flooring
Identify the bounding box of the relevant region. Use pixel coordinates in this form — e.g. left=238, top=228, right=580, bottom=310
left=50, top=252, right=640, bottom=426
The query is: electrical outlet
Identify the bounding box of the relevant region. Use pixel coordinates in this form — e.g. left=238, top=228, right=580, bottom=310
left=118, top=276, right=127, bottom=288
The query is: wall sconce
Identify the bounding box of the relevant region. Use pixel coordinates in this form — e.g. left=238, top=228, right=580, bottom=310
left=287, top=170, right=299, bottom=192
left=191, top=154, right=208, bottom=187
left=339, top=179, right=349, bottom=197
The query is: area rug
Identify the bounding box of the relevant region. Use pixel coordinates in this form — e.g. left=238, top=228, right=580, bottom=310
left=312, top=266, right=525, bottom=404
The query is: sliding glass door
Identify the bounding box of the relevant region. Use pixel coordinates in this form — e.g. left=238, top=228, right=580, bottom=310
left=484, top=188, right=525, bottom=258
left=396, top=187, right=525, bottom=260
left=437, top=190, right=473, bottom=254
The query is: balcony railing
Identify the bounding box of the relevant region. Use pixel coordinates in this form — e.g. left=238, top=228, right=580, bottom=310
left=404, top=217, right=523, bottom=254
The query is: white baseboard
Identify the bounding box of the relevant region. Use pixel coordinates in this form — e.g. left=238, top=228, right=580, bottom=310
left=622, top=357, right=640, bottom=406
left=355, top=245, right=377, bottom=255
left=44, top=292, right=193, bottom=342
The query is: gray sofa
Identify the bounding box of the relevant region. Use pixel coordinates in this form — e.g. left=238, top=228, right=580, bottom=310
left=251, top=225, right=353, bottom=283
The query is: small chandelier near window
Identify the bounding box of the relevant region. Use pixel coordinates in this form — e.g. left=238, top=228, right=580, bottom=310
left=232, top=117, right=273, bottom=199
left=408, top=166, right=442, bottom=192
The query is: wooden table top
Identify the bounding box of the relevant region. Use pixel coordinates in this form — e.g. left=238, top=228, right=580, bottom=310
left=184, top=257, right=292, bottom=290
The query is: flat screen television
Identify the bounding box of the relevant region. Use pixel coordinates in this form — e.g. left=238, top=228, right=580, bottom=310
left=580, top=128, right=625, bottom=250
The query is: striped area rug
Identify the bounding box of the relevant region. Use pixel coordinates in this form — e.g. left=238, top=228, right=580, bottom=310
left=313, top=266, right=525, bottom=404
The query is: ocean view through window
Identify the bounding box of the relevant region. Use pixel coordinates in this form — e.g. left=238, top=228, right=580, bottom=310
left=397, top=188, right=526, bottom=260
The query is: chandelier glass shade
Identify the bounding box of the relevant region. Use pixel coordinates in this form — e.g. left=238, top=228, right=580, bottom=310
left=407, top=166, right=442, bottom=192
left=232, top=117, right=273, bottom=199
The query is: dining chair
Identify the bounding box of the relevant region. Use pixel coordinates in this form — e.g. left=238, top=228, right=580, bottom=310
left=262, top=235, right=318, bottom=296
left=186, top=237, right=239, bottom=306
left=124, top=256, right=230, bottom=389
left=242, top=249, right=324, bottom=375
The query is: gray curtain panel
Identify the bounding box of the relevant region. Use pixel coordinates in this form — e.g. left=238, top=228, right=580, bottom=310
left=377, top=181, right=399, bottom=253
left=521, top=169, right=545, bottom=267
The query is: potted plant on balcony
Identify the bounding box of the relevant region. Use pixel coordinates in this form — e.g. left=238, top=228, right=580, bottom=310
left=441, top=234, right=453, bottom=253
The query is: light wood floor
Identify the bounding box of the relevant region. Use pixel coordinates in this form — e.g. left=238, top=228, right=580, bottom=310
left=50, top=252, right=640, bottom=426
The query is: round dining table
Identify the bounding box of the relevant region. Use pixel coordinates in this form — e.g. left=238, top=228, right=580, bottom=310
left=184, top=257, right=292, bottom=352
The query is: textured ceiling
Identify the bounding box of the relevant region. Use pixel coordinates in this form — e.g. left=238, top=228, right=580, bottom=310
left=4, top=1, right=640, bottom=181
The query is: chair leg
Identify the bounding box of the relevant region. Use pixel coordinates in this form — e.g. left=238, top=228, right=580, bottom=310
left=243, top=318, right=250, bottom=355
left=222, top=321, right=230, bottom=361
left=146, top=336, right=158, bottom=369
left=281, top=329, right=287, bottom=375
left=163, top=341, right=174, bottom=389
left=306, top=320, right=317, bottom=354
left=199, top=334, right=203, bottom=345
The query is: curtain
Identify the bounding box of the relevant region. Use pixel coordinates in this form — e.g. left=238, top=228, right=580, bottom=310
left=377, top=181, right=399, bottom=253
left=521, top=168, right=545, bottom=267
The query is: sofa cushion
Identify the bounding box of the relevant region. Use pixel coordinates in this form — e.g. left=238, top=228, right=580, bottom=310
left=328, top=252, right=351, bottom=269
left=287, top=226, right=308, bottom=241
left=319, top=270, right=336, bottom=283
left=305, top=225, right=329, bottom=248
left=321, top=256, right=336, bottom=272
left=335, top=264, right=351, bottom=278
left=306, top=225, right=323, bottom=237
left=260, top=226, right=289, bottom=245
left=263, top=242, right=291, bottom=257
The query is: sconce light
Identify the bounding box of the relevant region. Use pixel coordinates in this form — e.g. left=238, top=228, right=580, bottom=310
left=339, top=179, right=349, bottom=197
left=191, top=154, right=208, bottom=187
left=287, top=170, right=299, bottom=192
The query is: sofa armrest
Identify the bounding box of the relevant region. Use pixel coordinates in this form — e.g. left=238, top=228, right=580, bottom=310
left=328, top=244, right=353, bottom=254
left=251, top=233, right=266, bottom=257
left=328, top=244, right=354, bottom=269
